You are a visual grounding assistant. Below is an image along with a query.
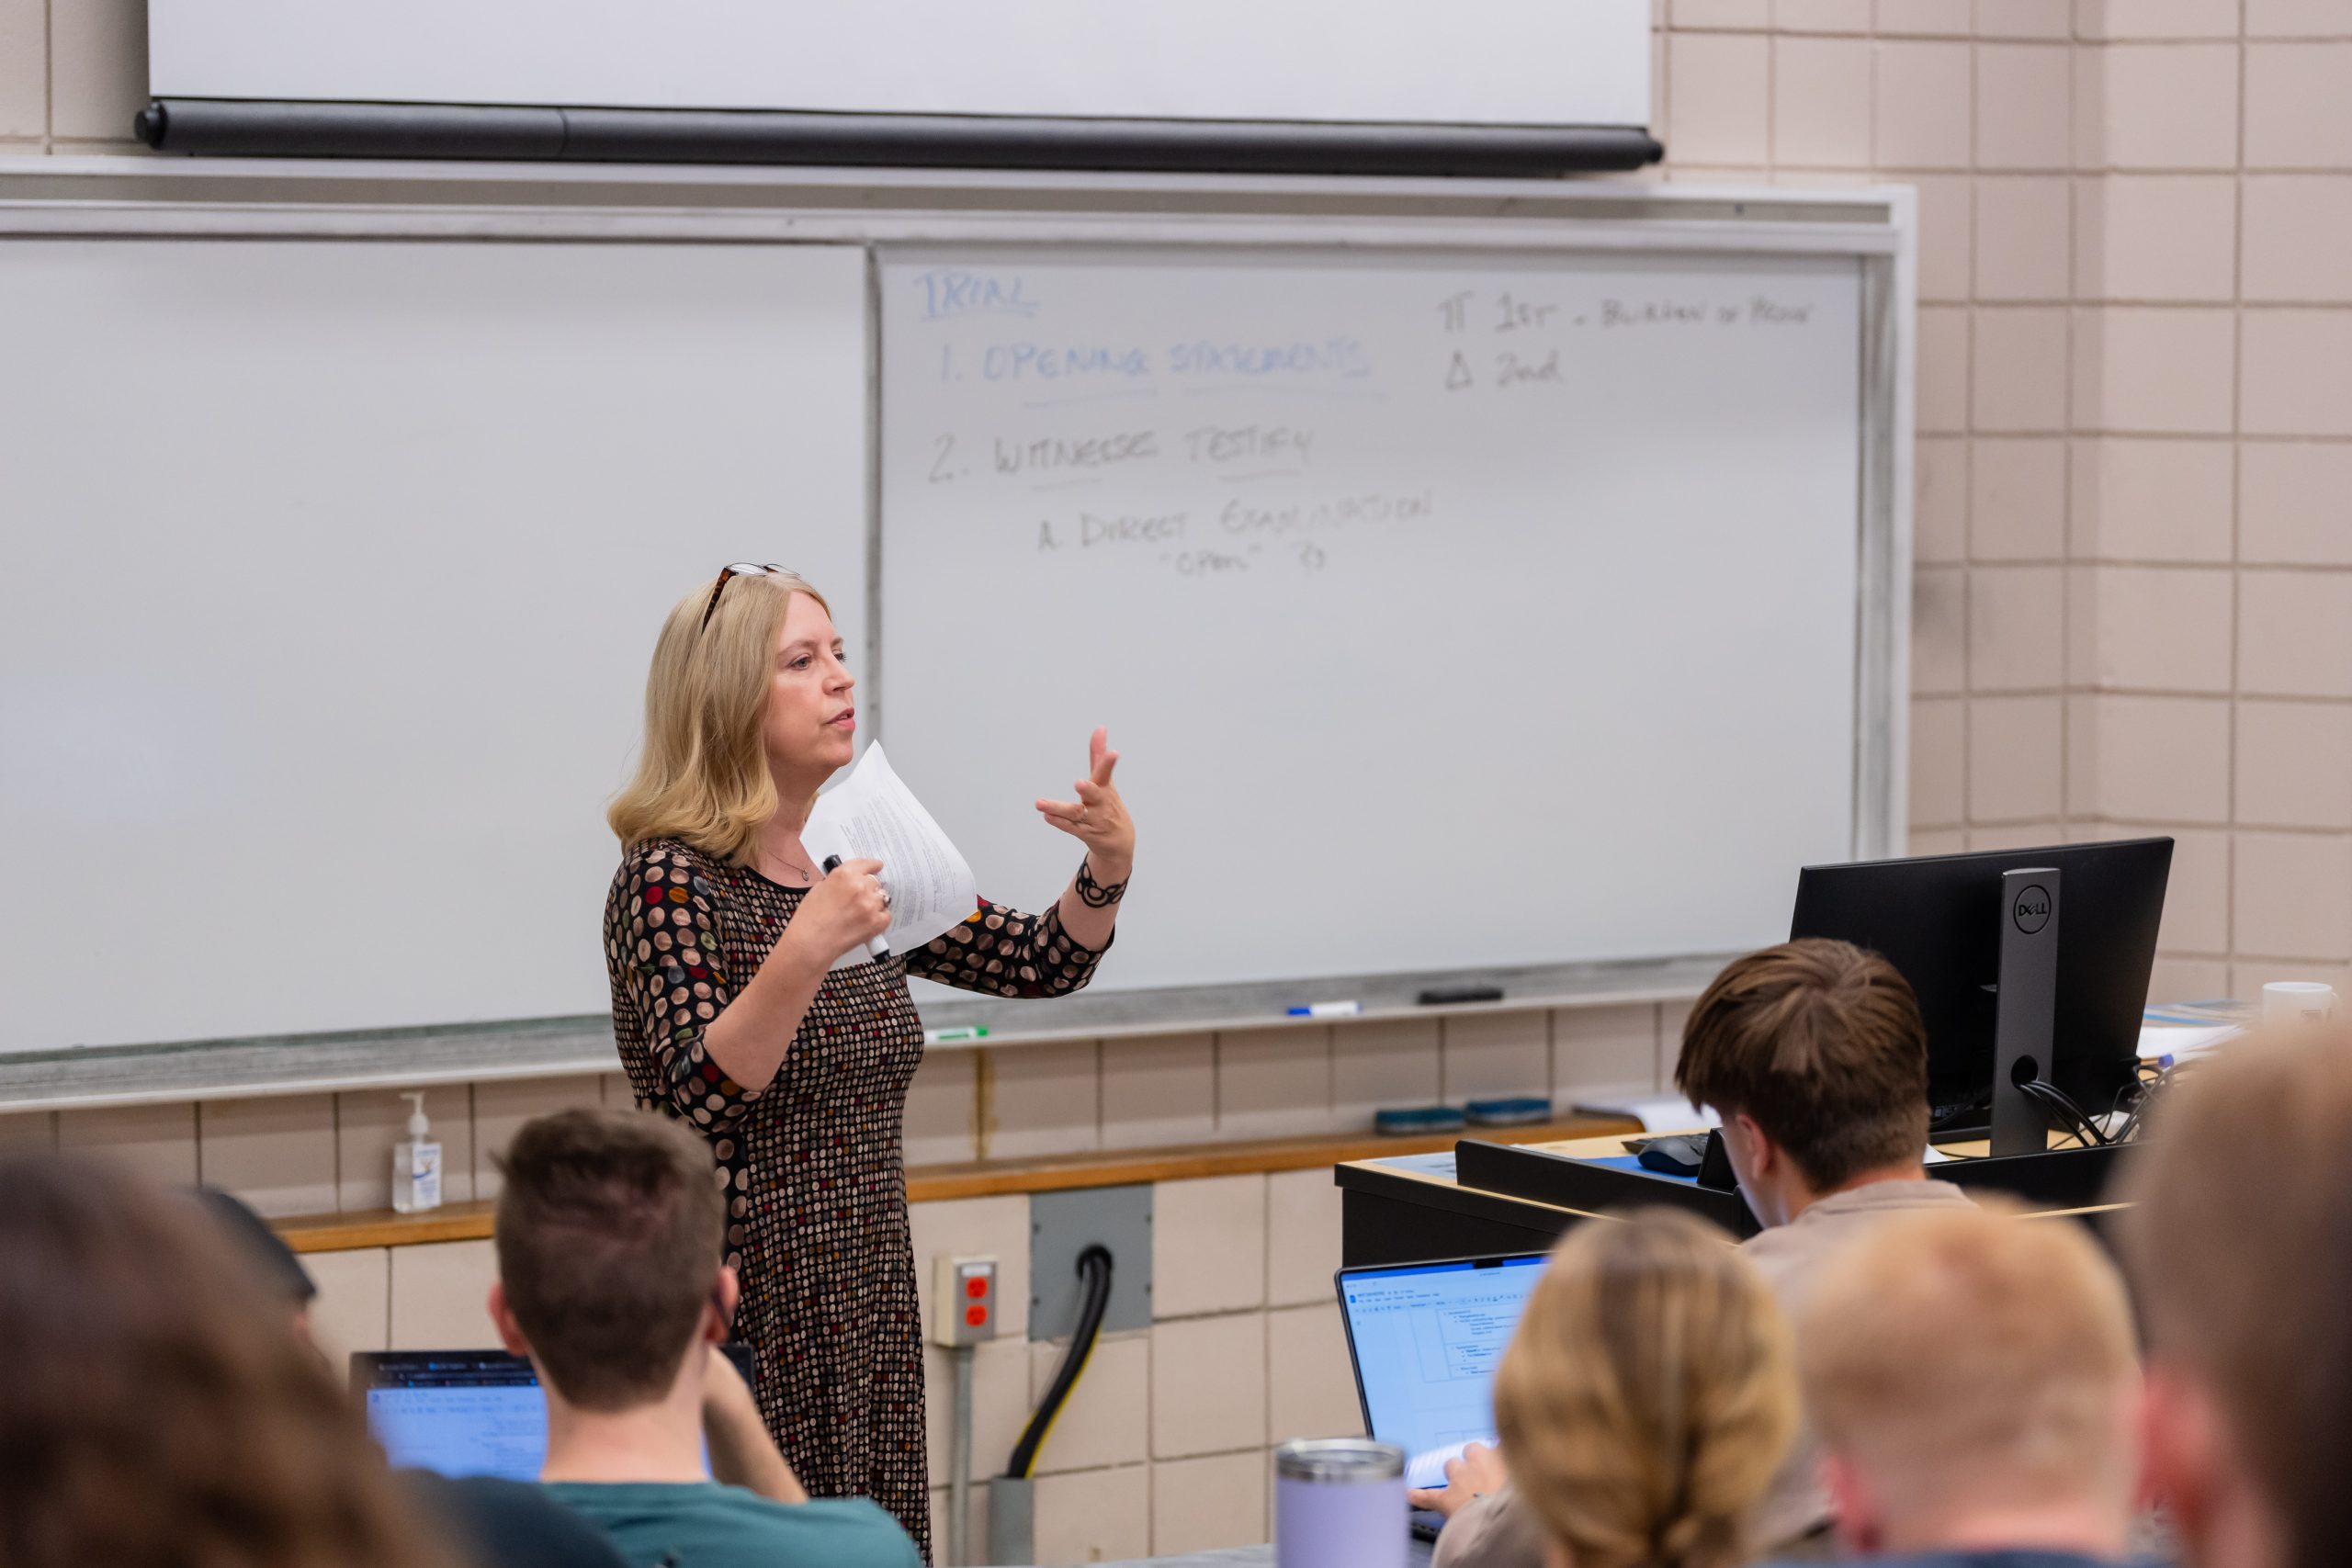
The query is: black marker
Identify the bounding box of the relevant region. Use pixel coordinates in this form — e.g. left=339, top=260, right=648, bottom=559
left=820, top=854, right=892, bottom=963
left=1418, top=985, right=1505, bottom=1006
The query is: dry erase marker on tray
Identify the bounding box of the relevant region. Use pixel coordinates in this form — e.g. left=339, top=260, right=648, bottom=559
left=1287, top=1001, right=1362, bottom=1019
left=924, top=1026, right=989, bottom=1044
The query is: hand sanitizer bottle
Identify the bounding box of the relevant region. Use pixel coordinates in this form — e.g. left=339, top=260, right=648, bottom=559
left=391, top=1091, right=443, bottom=1213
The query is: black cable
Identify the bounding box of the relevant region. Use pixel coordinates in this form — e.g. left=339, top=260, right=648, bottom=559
left=1004, top=1244, right=1114, bottom=1481
left=2018, top=1079, right=2108, bottom=1147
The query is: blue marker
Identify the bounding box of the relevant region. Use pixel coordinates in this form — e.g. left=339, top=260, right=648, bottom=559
left=1286, top=1001, right=1362, bottom=1020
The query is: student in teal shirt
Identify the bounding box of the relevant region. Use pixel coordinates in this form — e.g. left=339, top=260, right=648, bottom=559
left=485, top=1109, right=921, bottom=1568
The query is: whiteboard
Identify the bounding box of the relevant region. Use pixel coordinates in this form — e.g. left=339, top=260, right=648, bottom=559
left=878, top=249, right=1864, bottom=993
left=149, top=0, right=1649, bottom=129
left=0, top=239, right=868, bottom=1053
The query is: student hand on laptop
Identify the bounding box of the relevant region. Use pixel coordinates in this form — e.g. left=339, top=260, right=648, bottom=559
left=1406, top=1441, right=1507, bottom=1520
left=701, top=1346, right=808, bottom=1505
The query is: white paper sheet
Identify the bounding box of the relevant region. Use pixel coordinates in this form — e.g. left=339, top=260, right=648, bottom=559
left=1406, top=1438, right=1488, bottom=1493
left=801, top=742, right=978, bottom=969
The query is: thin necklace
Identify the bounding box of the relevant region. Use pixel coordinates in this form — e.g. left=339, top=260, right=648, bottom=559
left=763, top=844, right=815, bottom=885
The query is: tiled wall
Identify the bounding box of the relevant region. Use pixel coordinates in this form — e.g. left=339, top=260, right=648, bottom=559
left=1641, top=0, right=2352, bottom=999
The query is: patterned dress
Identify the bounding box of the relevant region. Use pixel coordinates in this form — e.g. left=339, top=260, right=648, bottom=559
left=602, top=837, right=1109, bottom=1559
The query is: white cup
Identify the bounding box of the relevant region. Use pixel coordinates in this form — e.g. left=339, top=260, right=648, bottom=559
left=2261, top=980, right=2338, bottom=1027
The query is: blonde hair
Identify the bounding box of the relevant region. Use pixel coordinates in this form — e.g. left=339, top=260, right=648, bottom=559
left=606, top=570, right=831, bottom=864
left=1798, top=1205, right=2139, bottom=1520
left=1494, top=1210, right=1798, bottom=1568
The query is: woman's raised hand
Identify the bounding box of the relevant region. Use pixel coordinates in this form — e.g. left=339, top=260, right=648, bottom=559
left=782, top=856, right=892, bottom=967
left=1035, top=727, right=1135, bottom=880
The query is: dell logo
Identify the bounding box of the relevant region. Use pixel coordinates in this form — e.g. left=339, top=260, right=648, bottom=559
left=2013, top=885, right=2052, bottom=935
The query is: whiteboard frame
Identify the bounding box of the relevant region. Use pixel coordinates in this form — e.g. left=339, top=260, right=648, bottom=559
left=0, top=156, right=1913, bottom=1096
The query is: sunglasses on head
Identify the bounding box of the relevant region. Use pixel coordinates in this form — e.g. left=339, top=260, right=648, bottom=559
left=700, top=562, right=790, bottom=634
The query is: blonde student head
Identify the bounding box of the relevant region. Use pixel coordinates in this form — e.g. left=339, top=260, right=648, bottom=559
left=1493, top=1208, right=1798, bottom=1568
left=1797, top=1204, right=2142, bottom=1559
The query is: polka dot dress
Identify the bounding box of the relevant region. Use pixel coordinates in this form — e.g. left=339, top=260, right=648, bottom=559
left=602, top=838, right=1109, bottom=1561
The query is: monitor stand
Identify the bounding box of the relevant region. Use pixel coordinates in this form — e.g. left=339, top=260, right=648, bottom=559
left=1989, top=866, right=2062, bottom=1156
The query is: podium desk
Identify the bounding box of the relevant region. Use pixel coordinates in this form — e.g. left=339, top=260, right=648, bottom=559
left=1337, top=1128, right=2132, bottom=1269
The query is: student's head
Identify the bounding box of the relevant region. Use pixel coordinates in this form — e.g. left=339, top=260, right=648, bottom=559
left=606, top=566, right=845, bottom=863
left=1494, top=1209, right=1797, bottom=1568
left=2122, top=1033, right=2352, bottom=1568
left=1798, top=1206, right=2142, bottom=1558
left=197, top=1184, right=320, bottom=1336
left=0, top=1155, right=457, bottom=1568
left=490, top=1108, right=733, bottom=1412
left=1673, top=938, right=1929, bottom=1224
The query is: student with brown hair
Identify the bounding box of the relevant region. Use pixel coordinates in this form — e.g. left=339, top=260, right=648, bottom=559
left=1492, top=1209, right=1799, bottom=1568
left=0, top=1156, right=463, bottom=1568
left=2122, top=1032, right=2352, bottom=1568
left=1796, top=1206, right=2144, bottom=1567
left=1425, top=938, right=1968, bottom=1565
left=487, top=1107, right=917, bottom=1568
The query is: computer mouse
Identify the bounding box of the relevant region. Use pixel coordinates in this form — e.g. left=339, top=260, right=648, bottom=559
left=1636, top=1134, right=1710, bottom=1178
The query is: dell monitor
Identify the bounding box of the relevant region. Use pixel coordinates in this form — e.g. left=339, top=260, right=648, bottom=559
left=1790, top=836, right=2171, bottom=1145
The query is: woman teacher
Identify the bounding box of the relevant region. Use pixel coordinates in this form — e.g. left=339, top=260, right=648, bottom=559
left=601, top=564, right=1133, bottom=1555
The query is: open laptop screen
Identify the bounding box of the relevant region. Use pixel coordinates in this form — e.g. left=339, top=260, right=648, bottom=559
left=1336, top=1254, right=1547, bottom=1488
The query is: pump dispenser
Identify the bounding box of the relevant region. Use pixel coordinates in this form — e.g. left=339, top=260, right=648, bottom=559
left=391, top=1091, right=443, bottom=1213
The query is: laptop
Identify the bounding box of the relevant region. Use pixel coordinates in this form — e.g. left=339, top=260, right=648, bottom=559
left=1335, top=1253, right=1549, bottom=1537
left=353, top=1345, right=757, bottom=1480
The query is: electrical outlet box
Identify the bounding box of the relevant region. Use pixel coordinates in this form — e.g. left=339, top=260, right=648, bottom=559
left=1030, top=1183, right=1153, bottom=1340
left=930, top=1254, right=999, bottom=1347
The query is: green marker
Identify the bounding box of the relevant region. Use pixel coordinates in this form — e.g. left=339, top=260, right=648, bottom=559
left=924, top=1026, right=989, bottom=1044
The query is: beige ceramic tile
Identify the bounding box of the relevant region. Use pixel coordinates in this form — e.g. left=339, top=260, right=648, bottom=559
left=471, top=1076, right=606, bottom=1201
left=1330, top=1018, right=1442, bottom=1126
left=1968, top=821, right=2067, bottom=852
left=1266, top=1168, right=1345, bottom=1308
left=903, top=1049, right=978, bottom=1168
left=2239, top=573, right=2352, bottom=698
left=1975, top=44, right=2072, bottom=171
left=1914, top=175, right=1977, bottom=305
left=1153, top=1449, right=1270, bottom=1555
left=1917, top=307, right=1973, bottom=434
left=2245, top=43, right=2352, bottom=170
left=1779, top=0, right=1873, bottom=30
left=1153, top=1173, right=1268, bottom=1318
left=2076, top=176, right=2238, bottom=303
left=47, top=0, right=144, bottom=141
left=2233, top=831, right=2352, bottom=959
left=1879, top=0, right=1976, bottom=35
left=1667, top=32, right=1772, bottom=166
left=2242, top=443, right=2352, bottom=566
left=2072, top=308, right=2236, bottom=435
left=387, top=1239, right=500, bottom=1350
left=2245, top=0, right=2352, bottom=36
left=1970, top=437, right=2066, bottom=560
left=1973, top=307, right=2071, bottom=433
left=1915, top=566, right=1967, bottom=695
left=2241, top=310, right=2352, bottom=437
left=0, top=1111, right=56, bottom=1155
left=1774, top=36, right=1873, bottom=167
left=2075, top=0, right=2246, bottom=37
left=910, top=1193, right=1032, bottom=1338
left=305, top=1247, right=391, bottom=1359
left=1442, top=1010, right=1550, bottom=1100
left=57, top=1101, right=197, bottom=1186
left=1908, top=827, right=1971, bottom=855
left=2149, top=956, right=2233, bottom=1002
left=1911, top=695, right=1968, bottom=828
left=2243, top=177, right=2352, bottom=304
left=339, top=1087, right=477, bottom=1211
left=2079, top=43, right=2241, bottom=170
left=1034, top=1463, right=1152, bottom=1564
left=1150, top=1312, right=1268, bottom=1458
left=1915, top=436, right=1970, bottom=562
left=1976, top=0, right=2074, bottom=34
left=2082, top=567, right=2235, bottom=693
left=1266, top=1303, right=1365, bottom=1444
left=0, top=0, right=41, bottom=139
left=1674, top=0, right=1771, bottom=22
left=2233, top=959, right=2352, bottom=1000
left=2069, top=438, right=2233, bottom=563
left=1216, top=1028, right=1333, bottom=1140
left=2071, top=694, right=2233, bottom=823
left=1969, top=566, right=2067, bottom=692
left=985, top=1042, right=1099, bottom=1161
left=2237, top=700, right=2352, bottom=829
left=923, top=1336, right=1030, bottom=1492
left=1968, top=696, right=2064, bottom=820
left=1027, top=1331, right=1150, bottom=1473
left=1552, top=1003, right=1662, bottom=1100
left=2154, top=827, right=2234, bottom=954
left=1101, top=1033, right=1216, bottom=1148
left=1973, top=177, right=2072, bottom=301
left=1874, top=39, right=1975, bottom=167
